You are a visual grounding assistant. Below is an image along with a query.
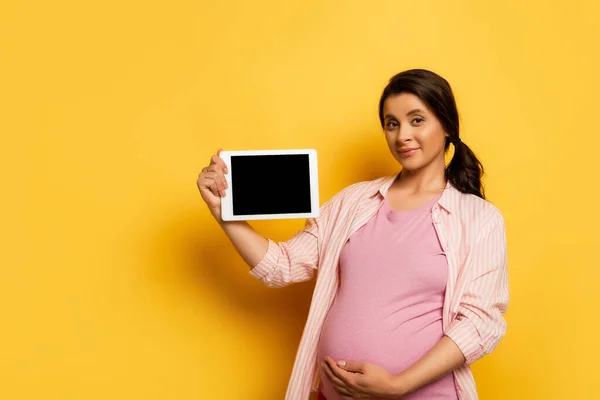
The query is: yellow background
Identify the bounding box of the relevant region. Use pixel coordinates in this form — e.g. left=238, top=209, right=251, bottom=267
left=2, top=1, right=599, bottom=399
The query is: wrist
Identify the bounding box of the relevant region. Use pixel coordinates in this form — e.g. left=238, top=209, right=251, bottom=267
left=212, top=212, right=223, bottom=224
left=209, top=207, right=223, bottom=223
left=389, top=372, right=409, bottom=398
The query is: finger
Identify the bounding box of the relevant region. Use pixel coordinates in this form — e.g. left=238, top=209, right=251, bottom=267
left=334, top=386, right=353, bottom=397
left=198, top=170, right=223, bottom=184
left=208, top=180, right=221, bottom=197
left=330, top=377, right=353, bottom=397
left=338, top=360, right=362, bottom=373
left=210, top=154, right=228, bottom=174
left=198, top=172, right=226, bottom=197
left=198, top=177, right=220, bottom=197
left=205, top=164, right=228, bottom=193
left=202, top=170, right=227, bottom=195
left=323, top=362, right=348, bottom=391
left=205, top=163, right=225, bottom=176
left=202, top=165, right=226, bottom=184
left=326, top=357, right=351, bottom=384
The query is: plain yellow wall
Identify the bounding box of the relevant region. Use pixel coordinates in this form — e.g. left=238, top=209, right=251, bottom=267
left=2, top=1, right=599, bottom=399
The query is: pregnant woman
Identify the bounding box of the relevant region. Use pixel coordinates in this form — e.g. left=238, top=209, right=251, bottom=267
left=197, top=69, right=509, bottom=400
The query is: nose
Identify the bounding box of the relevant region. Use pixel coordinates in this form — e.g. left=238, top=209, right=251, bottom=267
left=396, top=124, right=413, bottom=144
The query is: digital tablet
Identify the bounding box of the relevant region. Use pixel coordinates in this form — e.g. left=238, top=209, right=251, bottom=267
left=220, top=149, right=320, bottom=221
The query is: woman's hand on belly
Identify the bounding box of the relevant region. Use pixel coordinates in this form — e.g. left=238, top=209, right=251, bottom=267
left=322, top=356, right=400, bottom=399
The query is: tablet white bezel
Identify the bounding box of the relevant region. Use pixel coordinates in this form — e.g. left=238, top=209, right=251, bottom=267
left=220, top=149, right=320, bottom=221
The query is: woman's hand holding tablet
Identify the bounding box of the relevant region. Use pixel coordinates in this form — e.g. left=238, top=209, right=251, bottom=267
left=196, top=149, right=229, bottom=221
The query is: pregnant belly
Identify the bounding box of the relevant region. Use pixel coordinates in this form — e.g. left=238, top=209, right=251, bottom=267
left=316, top=307, right=457, bottom=400
left=317, top=305, right=444, bottom=375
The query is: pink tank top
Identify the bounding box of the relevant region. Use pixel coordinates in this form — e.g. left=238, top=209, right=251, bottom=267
left=317, top=193, right=458, bottom=399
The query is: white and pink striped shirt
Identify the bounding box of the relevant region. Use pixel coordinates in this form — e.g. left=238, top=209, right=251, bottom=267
left=249, top=172, right=509, bottom=400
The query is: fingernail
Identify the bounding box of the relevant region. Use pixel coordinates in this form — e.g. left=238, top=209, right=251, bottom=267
left=338, top=360, right=346, bottom=367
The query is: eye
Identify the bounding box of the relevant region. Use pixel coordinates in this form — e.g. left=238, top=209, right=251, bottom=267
left=412, top=117, right=424, bottom=124
left=386, top=120, right=399, bottom=130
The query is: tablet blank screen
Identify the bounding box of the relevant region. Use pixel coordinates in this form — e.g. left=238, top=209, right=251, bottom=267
left=231, top=154, right=312, bottom=216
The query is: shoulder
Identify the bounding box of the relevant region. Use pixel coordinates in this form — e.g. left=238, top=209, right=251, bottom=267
left=453, top=190, right=505, bottom=236
left=308, top=176, right=387, bottom=236
left=315, top=175, right=389, bottom=219
left=329, top=176, right=388, bottom=204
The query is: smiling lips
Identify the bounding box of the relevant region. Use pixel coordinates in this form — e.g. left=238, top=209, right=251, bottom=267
left=398, top=147, right=419, bottom=157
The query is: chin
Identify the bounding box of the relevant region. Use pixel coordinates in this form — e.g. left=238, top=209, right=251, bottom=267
left=395, top=157, right=423, bottom=172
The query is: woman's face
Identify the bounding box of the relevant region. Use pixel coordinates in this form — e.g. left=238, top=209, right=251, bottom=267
left=382, top=93, right=448, bottom=173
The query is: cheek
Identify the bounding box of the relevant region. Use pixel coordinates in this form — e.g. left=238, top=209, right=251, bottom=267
left=384, top=132, right=396, bottom=147
left=417, top=129, right=446, bottom=149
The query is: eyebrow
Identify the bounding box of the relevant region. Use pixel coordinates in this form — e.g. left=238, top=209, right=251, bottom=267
left=384, top=109, right=426, bottom=119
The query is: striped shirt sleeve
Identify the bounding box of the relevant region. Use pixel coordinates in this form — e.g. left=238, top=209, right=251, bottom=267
left=445, top=211, right=509, bottom=365
left=248, top=216, right=320, bottom=288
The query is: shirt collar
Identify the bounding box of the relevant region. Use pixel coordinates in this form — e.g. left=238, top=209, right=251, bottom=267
left=368, top=171, right=458, bottom=214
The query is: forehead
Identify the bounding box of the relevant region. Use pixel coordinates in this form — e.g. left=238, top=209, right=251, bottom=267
left=383, top=93, right=431, bottom=115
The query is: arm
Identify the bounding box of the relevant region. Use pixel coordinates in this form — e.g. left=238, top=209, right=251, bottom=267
left=245, top=216, right=321, bottom=288
left=392, top=211, right=509, bottom=396
left=444, top=212, right=509, bottom=364
left=199, top=149, right=322, bottom=288
left=212, top=211, right=320, bottom=289
left=390, top=336, right=464, bottom=396
left=213, top=211, right=321, bottom=289
left=217, top=219, right=270, bottom=268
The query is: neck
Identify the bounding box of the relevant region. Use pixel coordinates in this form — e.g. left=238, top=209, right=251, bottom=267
left=393, top=157, right=447, bottom=194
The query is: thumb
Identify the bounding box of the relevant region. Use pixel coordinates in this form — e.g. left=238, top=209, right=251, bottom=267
left=337, top=360, right=364, bottom=373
